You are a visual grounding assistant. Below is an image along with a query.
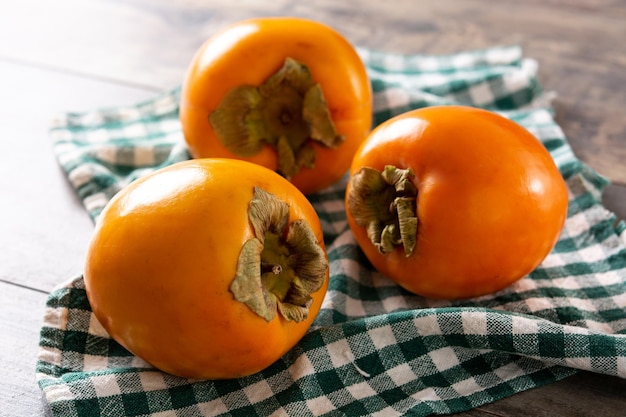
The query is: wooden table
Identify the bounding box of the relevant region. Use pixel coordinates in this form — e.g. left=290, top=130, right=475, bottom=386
left=1, top=1, right=624, bottom=416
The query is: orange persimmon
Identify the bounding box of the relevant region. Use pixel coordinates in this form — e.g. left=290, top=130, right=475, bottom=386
left=84, top=159, right=329, bottom=379
left=346, top=106, right=569, bottom=299
left=180, top=17, right=372, bottom=194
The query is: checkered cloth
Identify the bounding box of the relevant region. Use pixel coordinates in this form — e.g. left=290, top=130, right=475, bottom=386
left=37, top=45, right=626, bottom=417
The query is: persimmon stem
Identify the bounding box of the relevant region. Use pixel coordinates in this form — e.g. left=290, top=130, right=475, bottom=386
left=209, top=57, right=344, bottom=179
left=261, top=262, right=282, bottom=275
left=230, top=187, right=328, bottom=322
left=348, top=165, right=418, bottom=256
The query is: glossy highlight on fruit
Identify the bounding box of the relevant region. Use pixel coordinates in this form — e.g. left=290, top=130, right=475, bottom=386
left=346, top=106, right=569, bottom=299
left=84, top=159, right=329, bottom=380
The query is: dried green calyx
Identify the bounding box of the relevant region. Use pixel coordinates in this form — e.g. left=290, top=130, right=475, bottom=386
left=230, top=187, right=328, bottom=322
left=348, top=165, right=418, bottom=256
left=209, top=57, right=344, bottom=179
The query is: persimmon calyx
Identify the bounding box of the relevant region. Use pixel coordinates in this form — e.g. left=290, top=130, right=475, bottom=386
left=230, top=187, right=328, bottom=322
left=348, top=165, right=418, bottom=256
left=209, top=57, right=344, bottom=179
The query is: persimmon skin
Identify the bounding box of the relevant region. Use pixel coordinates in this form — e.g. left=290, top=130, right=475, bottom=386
left=179, top=17, right=372, bottom=194
left=346, top=106, right=569, bottom=299
left=83, top=159, right=329, bottom=380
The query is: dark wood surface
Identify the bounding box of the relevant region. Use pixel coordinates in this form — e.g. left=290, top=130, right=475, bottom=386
left=1, top=1, right=624, bottom=416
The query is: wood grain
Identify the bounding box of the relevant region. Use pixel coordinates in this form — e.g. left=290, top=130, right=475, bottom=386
left=0, top=282, right=53, bottom=417
left=0, top=0, right=624, bottom=416
left=457, top=372, right=626, bottom=416
left=0, top=60, right=156, bottom=292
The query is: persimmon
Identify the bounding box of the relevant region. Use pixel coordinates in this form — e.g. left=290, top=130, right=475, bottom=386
left=179, top=17, right=372, bottom=194
left=346, top=106, right=569, bottom=299
left=83, top=159, right=329, bottom=379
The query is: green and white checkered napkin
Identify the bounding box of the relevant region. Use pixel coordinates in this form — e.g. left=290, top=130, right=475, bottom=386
left=37, top=45, right=626, bottom=417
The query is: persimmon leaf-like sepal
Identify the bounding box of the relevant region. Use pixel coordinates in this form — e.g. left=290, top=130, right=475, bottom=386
left=210, top=58, right=344, bottom=179
left=231, top=187, right=328, bottom=322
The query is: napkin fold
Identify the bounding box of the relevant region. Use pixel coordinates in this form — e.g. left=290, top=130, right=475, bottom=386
left=38, top=45, right=626, bottom=417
